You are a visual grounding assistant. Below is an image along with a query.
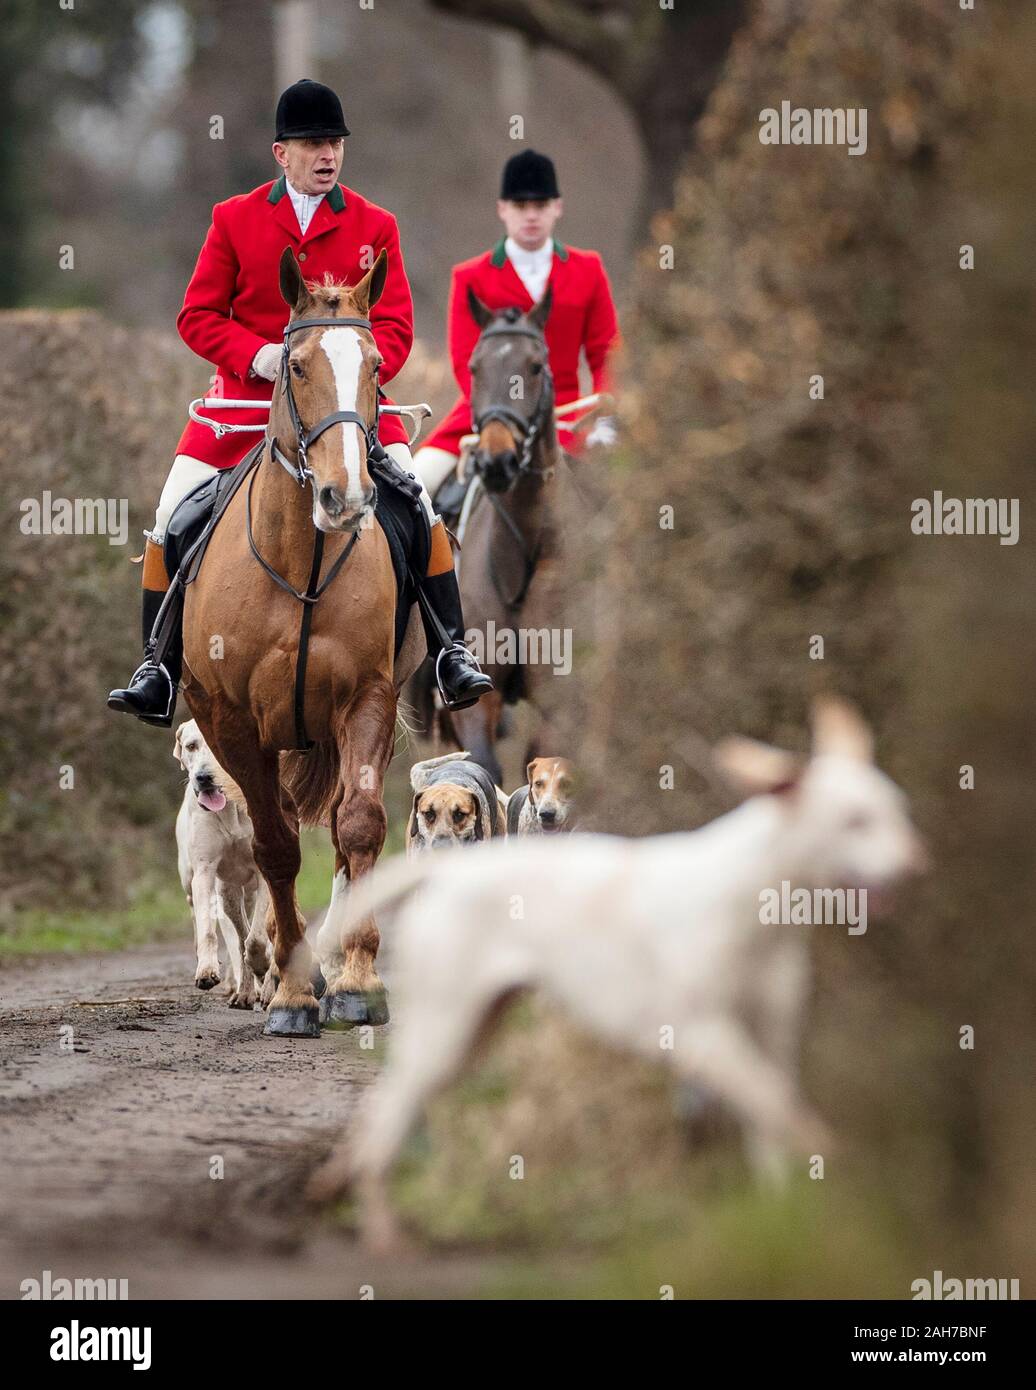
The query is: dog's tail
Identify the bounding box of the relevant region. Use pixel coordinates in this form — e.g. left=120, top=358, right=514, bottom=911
left=409, top=750, right=471, bottom=791
left=315, top=853, right=438, bottom=956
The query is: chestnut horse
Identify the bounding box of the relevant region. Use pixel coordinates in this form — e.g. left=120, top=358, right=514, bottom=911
left=181, top=247, right=422, bottom=1038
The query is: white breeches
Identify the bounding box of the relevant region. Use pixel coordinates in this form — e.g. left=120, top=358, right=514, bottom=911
left=385, top=442, right=436, bottom=523
left=150, top=443, right=436, bottom=545
left=412, top=446, right=461, bottom=498
left=152, top=455, right=220, bottom=544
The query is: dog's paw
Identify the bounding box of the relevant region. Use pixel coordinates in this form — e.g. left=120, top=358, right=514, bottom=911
left=259, top=969, right=278, bottom=1009
left=194, top=970, right=220, bottom=991
left=228, top=987, right=256, bottom=1010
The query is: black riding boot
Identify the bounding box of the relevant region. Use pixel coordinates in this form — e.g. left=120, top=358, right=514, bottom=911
left=419, top=568, right=494, bottom=712
left=107, top=547, right=183, bottom=728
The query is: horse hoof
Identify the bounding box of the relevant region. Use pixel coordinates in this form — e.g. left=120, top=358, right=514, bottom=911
left=311, top=963, right=327, bottom=1000
left=263, top=1005, right=321, bottom=1038
left=319, top=990, right=389, bottom=1030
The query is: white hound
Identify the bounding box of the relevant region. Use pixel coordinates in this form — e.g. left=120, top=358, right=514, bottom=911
left=174, top=720, right=270, bottom=1006
left=309, top=699, right=925, bottom=1249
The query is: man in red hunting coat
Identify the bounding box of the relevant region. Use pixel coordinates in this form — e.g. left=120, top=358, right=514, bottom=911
left=109, top=78, right=491, bottom=727
left=413, top=149, right=620, bottom=498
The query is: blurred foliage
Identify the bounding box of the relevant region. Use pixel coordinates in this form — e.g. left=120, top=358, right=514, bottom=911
left=0, top=310, right=200, bottom=920
left=383, top=0, right=1036, bottom=1290
left=0, top=0, right=143, bottom=306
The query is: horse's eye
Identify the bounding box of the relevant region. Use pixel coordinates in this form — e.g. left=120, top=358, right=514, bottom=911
left=290, top=360, right=304, bottom=378
left=530, top=362, right=544, bottom=376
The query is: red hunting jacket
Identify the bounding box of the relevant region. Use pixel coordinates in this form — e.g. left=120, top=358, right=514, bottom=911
left=423, top=238, right=620, bottom=457
left=175, top=175, right=413, bottom=468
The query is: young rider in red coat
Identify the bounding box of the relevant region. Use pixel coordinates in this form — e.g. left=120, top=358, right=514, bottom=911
left=108, top=79, right=491, bottom=726
left=413, top=149, right=620, bottom=498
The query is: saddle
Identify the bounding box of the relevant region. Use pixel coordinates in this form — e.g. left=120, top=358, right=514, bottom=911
left=432, top=464, right=471, bottom=528
left=163, top=443, right=430, bottom=658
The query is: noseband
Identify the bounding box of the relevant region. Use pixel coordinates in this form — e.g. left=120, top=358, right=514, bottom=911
left=471, top=320, right=555, bottom=479
left=271, top=314, right=380, bottom=487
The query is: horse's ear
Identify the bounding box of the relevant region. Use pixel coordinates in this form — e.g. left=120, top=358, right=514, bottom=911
left=467, top=286, right=494, bottom=330
left=279, top=246, right=308, bottom=311
left=353, top=248, right=388, bottom=314
left=527, top=284, right=553, bottom=332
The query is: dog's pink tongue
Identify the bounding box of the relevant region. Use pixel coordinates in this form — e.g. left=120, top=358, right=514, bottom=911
left=198, top=789, right=227, bottom=813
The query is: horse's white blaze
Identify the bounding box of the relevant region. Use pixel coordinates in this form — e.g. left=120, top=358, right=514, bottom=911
left=319, top=328, right=366, bottom=502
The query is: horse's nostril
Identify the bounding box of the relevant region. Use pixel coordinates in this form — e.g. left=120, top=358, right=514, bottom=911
left=319, top=485, right=344, bottom=516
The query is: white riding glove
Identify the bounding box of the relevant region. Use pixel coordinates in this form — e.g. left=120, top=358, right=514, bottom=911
left=585, top=415, right=618, bottom=448
left=250, top=343, right=282, bottom=382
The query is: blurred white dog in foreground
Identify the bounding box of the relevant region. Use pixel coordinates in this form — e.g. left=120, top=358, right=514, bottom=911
left=308, top=699, right=925, bottom=1249
left=174, top=719, right=270, bottom=1006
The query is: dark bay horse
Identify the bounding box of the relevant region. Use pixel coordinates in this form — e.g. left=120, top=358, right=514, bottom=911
left=181, top=247, right=422, bottom=1038
left=437, top=289, right=573, bottom=786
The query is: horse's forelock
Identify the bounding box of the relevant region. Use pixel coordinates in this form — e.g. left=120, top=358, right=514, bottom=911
left=300, top=274, right=362, bottom=315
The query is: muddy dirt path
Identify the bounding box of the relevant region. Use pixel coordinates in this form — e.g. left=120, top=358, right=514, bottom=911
left=0, top=941, right=497, bottom=1299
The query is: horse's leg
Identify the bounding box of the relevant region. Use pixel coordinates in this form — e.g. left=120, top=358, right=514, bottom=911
left=449, top=688, right=505, bottom=787
left=320, top=678, right=396, bottom=1030
left=208, top=717, right=317, bottom=1037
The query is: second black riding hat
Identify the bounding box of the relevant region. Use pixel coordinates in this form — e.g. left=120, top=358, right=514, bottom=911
left=500, top=149, right=560, bottom=201
left=276, top=78, right=350, bottom=141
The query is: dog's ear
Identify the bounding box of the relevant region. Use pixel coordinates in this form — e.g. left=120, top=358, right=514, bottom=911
left=472, top=795, right=486, bottom=841
left=409, top=792, right=423, bottom=837
left=811, top=696, right=874, bottom=763
left=714, top=737, right=804, bottom=799
left=173, top=722, right=187, bottom=767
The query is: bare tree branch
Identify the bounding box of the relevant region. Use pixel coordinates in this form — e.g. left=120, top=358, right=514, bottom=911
left=430, top=0, right=631, bottom=89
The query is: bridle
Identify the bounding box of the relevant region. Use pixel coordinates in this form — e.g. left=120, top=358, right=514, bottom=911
left=246, top=311, right=379, bottom=608
left=470, top=316, right=559, bottom=612
left=471, top=319, right=556, bottom=480
left=270, top=314, right=380, bottom=487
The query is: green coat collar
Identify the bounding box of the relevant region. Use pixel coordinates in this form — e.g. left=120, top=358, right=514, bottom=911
left=490, top=236, right=568, bottom=268
left=267, top=175, right=345, bottom=212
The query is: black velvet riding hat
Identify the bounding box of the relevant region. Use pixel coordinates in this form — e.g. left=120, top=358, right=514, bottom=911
left=500, top=149, right=560, bottom=201
left=275, top=79, right=350, bottom=141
